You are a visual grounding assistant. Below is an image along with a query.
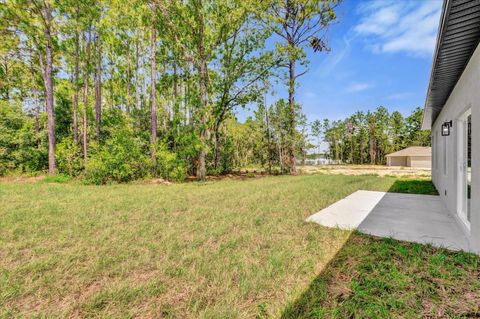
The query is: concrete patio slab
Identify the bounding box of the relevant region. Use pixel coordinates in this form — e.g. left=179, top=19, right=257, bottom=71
left=307, top=191, right=471, bottom=252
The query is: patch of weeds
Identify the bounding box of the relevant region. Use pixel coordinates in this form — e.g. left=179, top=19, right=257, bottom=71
left=257, top=301, right=269, bottom=318
left=158, top=303, right=176, bottom=318
left=42, top=174, right=72, bottom=183
left=281, top=234, right=480, bottom=319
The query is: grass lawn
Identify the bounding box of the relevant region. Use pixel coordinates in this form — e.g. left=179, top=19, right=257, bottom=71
left=0, top=174, right=478, bottom=318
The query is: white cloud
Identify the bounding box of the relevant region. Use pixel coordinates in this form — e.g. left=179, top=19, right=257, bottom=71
left=315, top=34, right=356, bottom=77
left=303, top=91, right=318, bottom=99
left=346, top=82, right=373, bottom=93
left=354, top=0, right=442, bottom=57
left=387, top=92, right=413, bottom=100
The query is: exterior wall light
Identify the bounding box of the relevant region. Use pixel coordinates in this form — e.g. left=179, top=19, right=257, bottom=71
left=442, top=120, right=452, bottom=136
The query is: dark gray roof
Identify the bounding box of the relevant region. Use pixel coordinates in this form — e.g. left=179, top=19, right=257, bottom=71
left=422, top=0, right=480, bottom=129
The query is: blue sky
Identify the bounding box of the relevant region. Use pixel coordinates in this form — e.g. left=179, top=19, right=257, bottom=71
left=237, top=0, right=443, bottom=122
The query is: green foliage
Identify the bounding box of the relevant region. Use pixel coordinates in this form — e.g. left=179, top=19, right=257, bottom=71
left=388, top=179, right=438, bottom=195
left=54, top=80, right=74, bottom=142
left=85, top=128, right=150, bottom=184
left=42, top=174, right=72, bottom=183
left=322, top=106, right=431, bottom=165
left=282, top=233, right=479, bottom=318
left=56, top=137, right=84, bottom=176
left=1, top=0, right=426, bottom=181
left=0, top=101, right=46, bottom=175
left=154, top=142, right=187, bottom=182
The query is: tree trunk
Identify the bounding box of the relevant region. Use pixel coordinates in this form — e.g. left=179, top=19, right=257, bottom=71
left=359, top=136, right=363, bottom=164
left=161, top=64, right=168, bottom=132
left=109, top=51, right=114, bottom=109
left=369, top=138, right=375, bottom=164
left=126, top=40, right=131, bottom=114
left=150, top=26, right=157, bottom=162
left=30, top=64, right=40, bottom=148
left=73, top=30, right=80, bottom=143
left=197, top=57, right=208, bottom=181
left=213, top=122, right=219, bottom=170
left=350, top=134, right=354, bottom=164
left=42, top=3, right=56, bottom=175
left=135, top=36, right=141, bottom=110
left=184, top=69, right=189, bottom=126
left=94, top=33, right=102, bottom=140
left=173, top=63, right=178, bottom=101
left=196, top=4, right=208, bottom=181
left=82, top=31, right=92, bottom=163
left=265, top=104, right=272, bottom=174
left=288, top=58, right=297, bottom=175
left=3, top=58, right=9, bottom=100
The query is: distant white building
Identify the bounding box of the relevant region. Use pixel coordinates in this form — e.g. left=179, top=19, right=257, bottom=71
left=298, top=153, right=340, bottom=165
left=302, top=158, right=338, bottom=165
left=386, top=147, right=431, bottom=168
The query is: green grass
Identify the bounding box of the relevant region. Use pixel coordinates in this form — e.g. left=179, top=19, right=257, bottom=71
left=41, top=174, right=73, bottom=184
left=388, top=178, right=439, bottom=195
left=0, top=175, right=478, bottom=318
left=282, top=235, right=480, bottom=318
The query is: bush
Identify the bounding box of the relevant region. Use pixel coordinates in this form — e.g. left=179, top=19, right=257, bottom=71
left=85, top=129, right=150, bottom=184
left=0, top=101, right=47, bottom=175
left=154, top=143, right=187, bottom=182
left=56, top=137, right=83, bottom=176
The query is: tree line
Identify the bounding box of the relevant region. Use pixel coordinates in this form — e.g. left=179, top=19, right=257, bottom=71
left=312, top=106, right=431, bottom=165
left=0, top=0, right=339, bottom=182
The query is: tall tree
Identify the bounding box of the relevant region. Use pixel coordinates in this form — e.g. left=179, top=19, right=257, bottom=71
left=73, top=28, right=80, bottom=143
left=212, top=10, right=274, bottom=170
left=94, top=32, right=102, bottom=140
left=311, top=119, right=322, bottom=155
left=156, top=0, right=267, bottom=180
left=82, top=30, right=92, bottom=161
left=262, top=0, right=339, bottom=174
left=5, top=0, right=58, bottom=174
left=149, top=6, right=157, bottom=162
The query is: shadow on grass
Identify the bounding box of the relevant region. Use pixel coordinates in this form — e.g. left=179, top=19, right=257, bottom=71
left=280, top=232, right=480, bottom=319
left=387, top=179, right=438, bottom=195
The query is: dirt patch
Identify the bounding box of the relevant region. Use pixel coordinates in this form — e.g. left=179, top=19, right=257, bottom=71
left=0, top=175, right=45, bottom=183
left=298, top=164, right=431, bottom=178
left=186, top=171, right=268, bottom=182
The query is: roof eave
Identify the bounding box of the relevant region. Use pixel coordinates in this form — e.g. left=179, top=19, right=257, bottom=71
left=422, top=0, right=452, bottom=130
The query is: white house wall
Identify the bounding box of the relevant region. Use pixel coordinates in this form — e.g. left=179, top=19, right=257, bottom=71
left=387, top=157, right=407, bottom=167
left=408, top=156, right=431, bottom=168
left=432, top=42, right=480, bottom=253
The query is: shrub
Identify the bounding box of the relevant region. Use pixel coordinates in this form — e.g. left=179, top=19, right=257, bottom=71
left=154, top=142, right=187, bottom=182
left=56, top=137, right=83, bottom=176
left=85, top=129, right=150, bottom=184
left=0, top=101, right=47, bottom=175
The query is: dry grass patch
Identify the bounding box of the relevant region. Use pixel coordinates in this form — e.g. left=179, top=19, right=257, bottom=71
left=0, top=175, right=477, bottom=318
left=299, top=164, right=431, bottom=178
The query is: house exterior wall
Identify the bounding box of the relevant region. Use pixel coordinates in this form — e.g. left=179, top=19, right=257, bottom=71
left=408, top=156, right=431, bottom=168
left=387, top=156, right=407, bottom=167
left=431, top=42, right=480, bottom=253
